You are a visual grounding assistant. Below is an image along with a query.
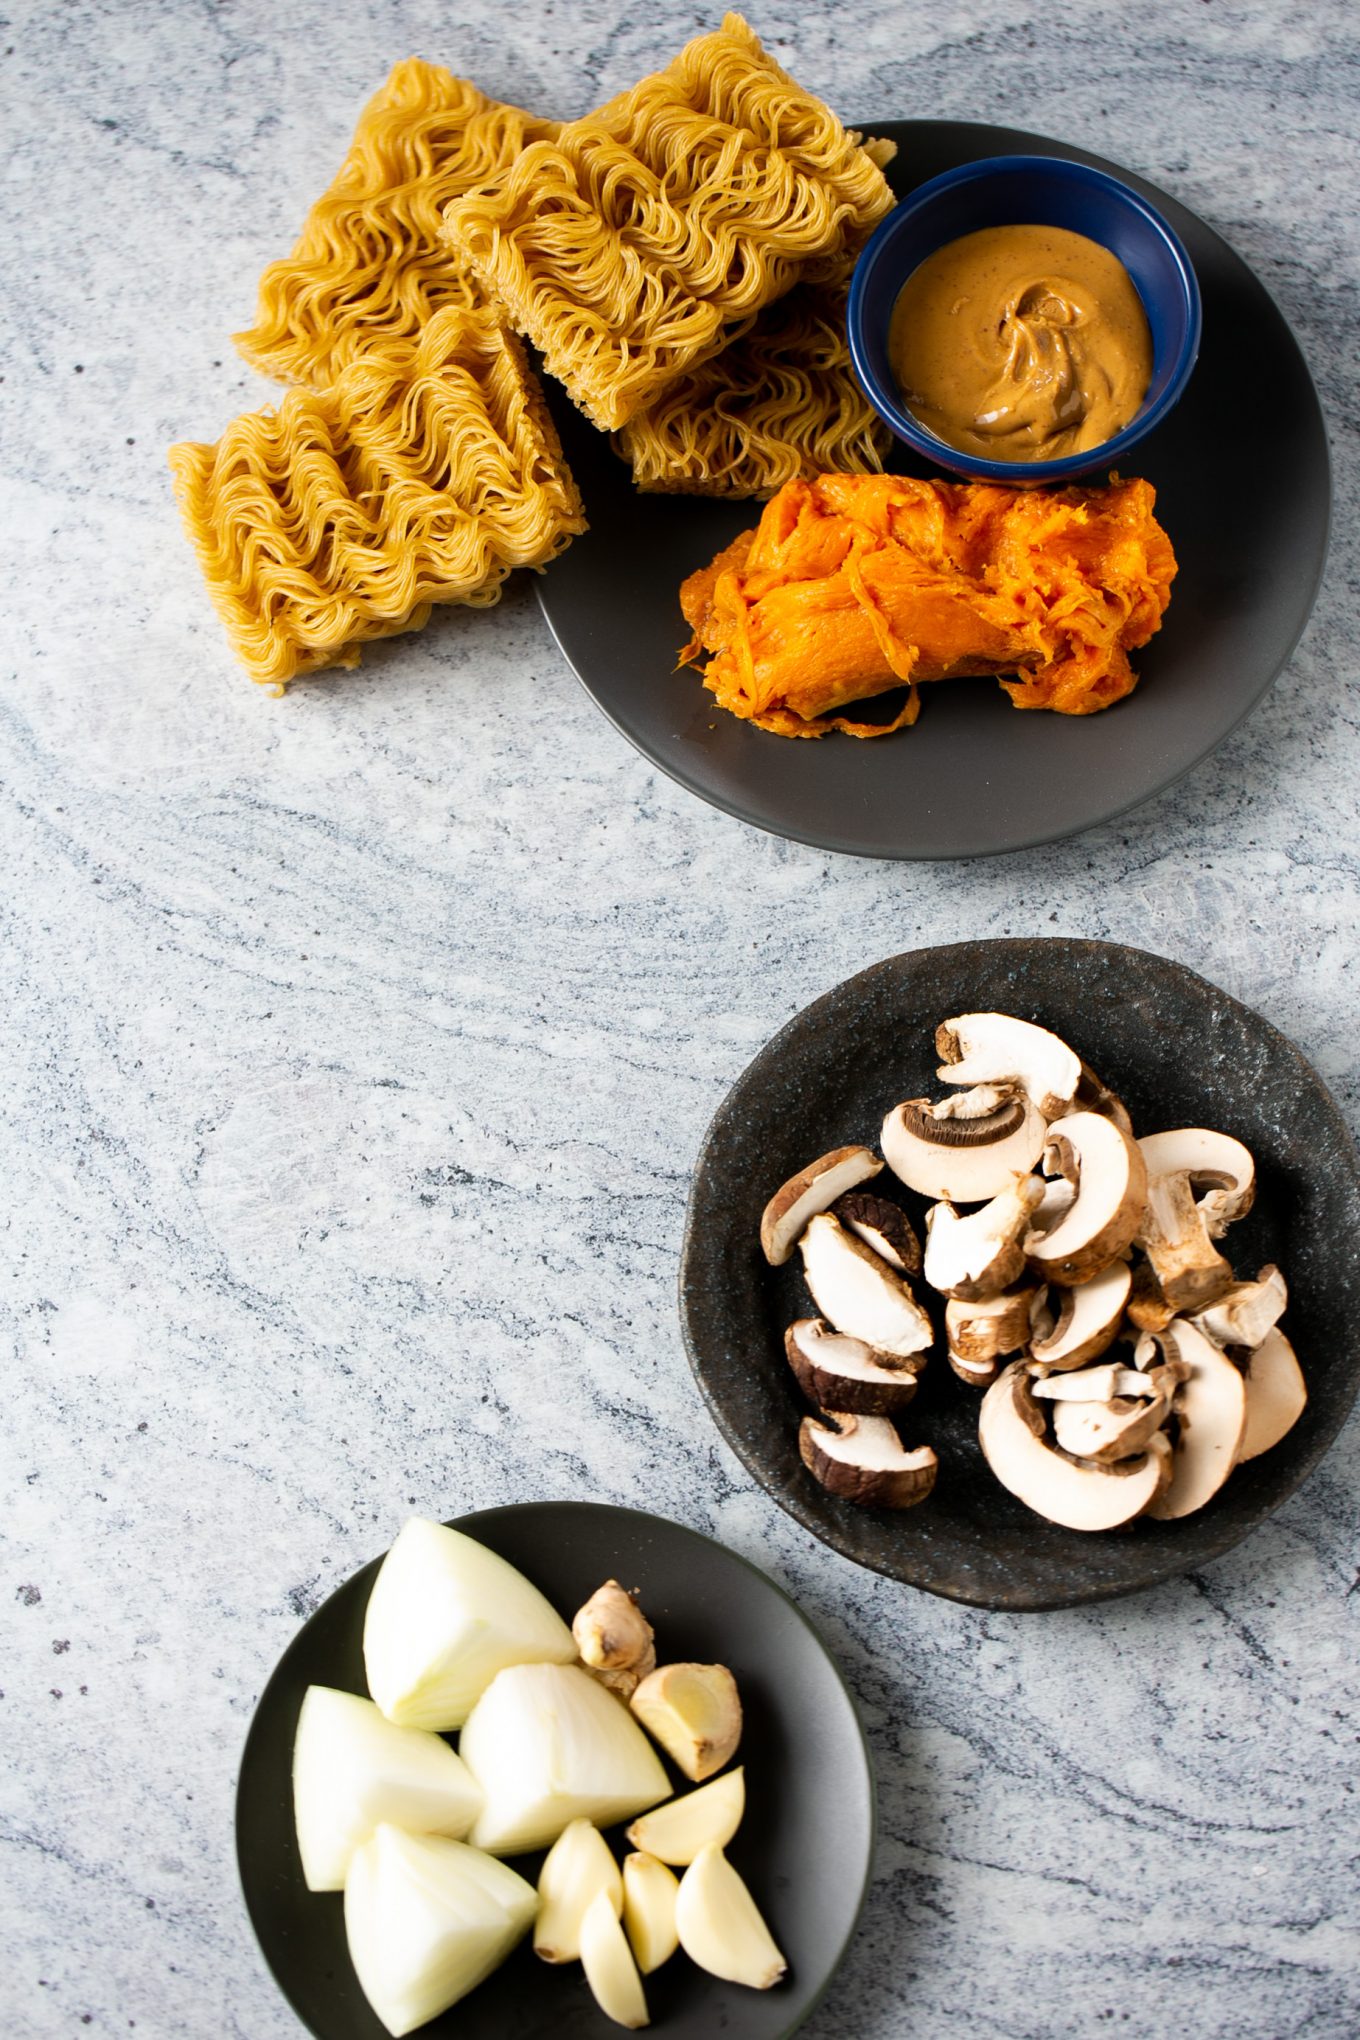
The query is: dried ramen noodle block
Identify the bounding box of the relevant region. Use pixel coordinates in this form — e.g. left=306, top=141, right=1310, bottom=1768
left=615, top=268, right=891, bottom=498
left=234, top=58, right=557, bottom=388
left=170, top=307, right=586, bottom=689
left=444, top=13, right=895, bottom=431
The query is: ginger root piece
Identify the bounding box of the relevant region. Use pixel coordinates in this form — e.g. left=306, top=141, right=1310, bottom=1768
left=631, top=1664, right=742, bottom=1783
left=679, top=471, right=1176, bottom=736
left=574, top=1581, right=657, bottom=1700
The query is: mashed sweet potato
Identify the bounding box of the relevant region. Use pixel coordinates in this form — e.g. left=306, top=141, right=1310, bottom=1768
left=678, top=471, right=1176, bottom=737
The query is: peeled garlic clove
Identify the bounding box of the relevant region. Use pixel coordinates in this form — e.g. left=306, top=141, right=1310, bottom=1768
left=625, top=1766, right=744, bottom=1866
left=622, top=1852, right=679, bottom=1974
left=460, top=1663, right=670, bottom=1856
left=630, top=1663, right=742, bottom=1783
left=580, top=1887, right=650, bottom=2029
left=293, top=1684, right=482, bottom=1892
left=363, top=1519, right=575, bottom=1731
left=344, top=1824, right=536, bottom=2037
left=675, top=1843, right=786, bottom=1991
left=534, top=1818, right=623, bottom=1964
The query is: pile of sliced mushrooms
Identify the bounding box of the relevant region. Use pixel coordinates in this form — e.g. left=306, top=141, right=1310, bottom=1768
left=760, top=1012, right=1308, bottom=1531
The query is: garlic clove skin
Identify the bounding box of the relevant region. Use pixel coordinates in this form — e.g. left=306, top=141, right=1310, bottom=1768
left=629, top=1663, right=742, bottom=1783
left=675, top=1844, right=786, bottom=1991
left=534, top=1817, right=623, bottom=1963
left=621, top=1852, right=680, bottom=1975
left=580, top=1887, right=650, bottom=2029
left=624, top=1766, right=745, bottom=1866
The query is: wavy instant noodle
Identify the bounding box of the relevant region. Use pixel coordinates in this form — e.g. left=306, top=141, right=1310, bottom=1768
left=443, top=14, right=895, bottom=431
left=679, top=472, right=1177, bottom=736
left=171, top=307, right=586, bottom=688
left=234, top=59, right=557, bottom=388
left=615, top=267, right=891, bottom=497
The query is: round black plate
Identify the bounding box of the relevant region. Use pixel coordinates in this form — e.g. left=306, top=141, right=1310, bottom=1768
left=679, top=941, right=1360, bottom=1608
left=536, top=121, right=1330, bottom=860
left=238, top=1502, right=874, bottom=2039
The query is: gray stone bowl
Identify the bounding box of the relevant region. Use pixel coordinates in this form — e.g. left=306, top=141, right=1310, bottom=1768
left=679, top=940, right=1360, bottom=1609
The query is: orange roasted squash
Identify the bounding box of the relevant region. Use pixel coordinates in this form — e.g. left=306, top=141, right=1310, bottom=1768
left=679, top=471, right=1176, bottom=737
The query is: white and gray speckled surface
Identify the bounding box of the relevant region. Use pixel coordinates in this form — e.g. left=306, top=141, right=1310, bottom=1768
left=3, top=2, right=1360, bottom=2035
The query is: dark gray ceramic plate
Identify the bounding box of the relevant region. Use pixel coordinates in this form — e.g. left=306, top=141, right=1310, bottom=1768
left=535, top=120, right=1329, bottom=860
left=238, top=1501, right=874, bottom=2040
left=679, top=940, right=1360, bottom=1608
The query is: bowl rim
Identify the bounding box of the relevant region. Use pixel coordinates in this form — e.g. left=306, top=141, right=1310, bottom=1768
left=847, top=151, right=1204, bottom=484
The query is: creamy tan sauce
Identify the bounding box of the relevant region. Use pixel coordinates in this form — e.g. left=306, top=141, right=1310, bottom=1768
left=889, top=223, right=1153, bottom=462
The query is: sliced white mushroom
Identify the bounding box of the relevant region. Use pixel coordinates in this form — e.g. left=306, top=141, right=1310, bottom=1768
left=1028, top=1261, right=1132, bottom=1371
left=784, top=1319, right=921, bottom=1418
left=948, top=1349, right=1004, bottom=1389
left=832, top=1190, right=921, bottom=1274
left=881, top=1090, right=1047, bottom=1203
left=923, top=1176, right=1045, bottom=1301
left=798, top=1410, right=938, bottom=1509
left=978, top=1362, right=1171, bottom=1529
left=798, top=1214, right=932, bottom=1359
left=1050, top=1389, right=1172, bottom=1464
left=1031, top=1363, right=1157, bottom=1402
left=935, top=1013, right=1083, bottom=1122
left=1138, top=1129, right=1255, bottom=1239
left=1138, top=1320, right=1248, bottom=1519
left=1026, top=1174, right=1077, bottom=1241
left=759, top=1146, right=883, bottom=1266
left=1136, top=1171, right=1233, bottom=1312
left=1190, top=1265, right=1288, bottom=1350
left=1026, top=1112, right=1147, bottom=1285
left=1237, top=1327, right=1307, bottom=1461
left=945, top=1287, right=1036, bottom=1364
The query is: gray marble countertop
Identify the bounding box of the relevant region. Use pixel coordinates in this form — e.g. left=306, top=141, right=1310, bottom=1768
left=4, top=2, right=1360, bottom=2034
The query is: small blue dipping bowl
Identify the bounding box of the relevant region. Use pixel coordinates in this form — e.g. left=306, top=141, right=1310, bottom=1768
left=847, top=154, right=1202, bottom=484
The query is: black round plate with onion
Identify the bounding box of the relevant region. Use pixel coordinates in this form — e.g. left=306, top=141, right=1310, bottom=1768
left=679, top=940, right=1360, bottom=1610
left=237, top=1502, right=875, bottom=2040
left=535, top=120, right=1329, bottom=861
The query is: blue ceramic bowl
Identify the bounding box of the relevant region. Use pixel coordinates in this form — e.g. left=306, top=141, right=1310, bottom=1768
left=847, top=154, right=1202, bottom=484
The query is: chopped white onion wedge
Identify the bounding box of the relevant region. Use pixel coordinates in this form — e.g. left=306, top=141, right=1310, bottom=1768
left=363, top=1518, right=575, bottom=1731
left=460, top=1662, right=671, bottom=1856
left=343, top=1824, right=535, bottom=2037
left=292, top=1684, right=481, bottom=1892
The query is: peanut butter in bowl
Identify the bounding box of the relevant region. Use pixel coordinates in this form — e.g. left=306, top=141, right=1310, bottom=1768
left=889, top=222, right=1154, bottom=462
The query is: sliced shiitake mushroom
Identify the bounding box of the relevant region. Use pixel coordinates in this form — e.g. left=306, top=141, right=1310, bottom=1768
left=978, top=1362, right=1171, bottom=1529
left=798, top=1214, right=932, bottom=1359
left=1138, top=1129, right=1254, bottom=1239
left=1026, top=1112, right=1147, bottom=1286
left=798, top=1410, right=937, bottom=1509
left=935, top=1013, right=1083, bottom=1122
left=1028, top=1261, right=1131, bottom=1372
left=760, top=1146, right=883, bottom=1266
left=1237, top=1328, right=1307, bottom=1461
left=832, top=1191, right=921, bottom=1275
left=881, top=1088, right=1047, bottom=1204
left=784, top=1319, right=921, bottom=1418
left=924, top=1177, right=1044, bottom=1301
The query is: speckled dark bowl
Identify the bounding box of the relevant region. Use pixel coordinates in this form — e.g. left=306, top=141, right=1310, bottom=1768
left=679, top=940, right=1360, bottom=1610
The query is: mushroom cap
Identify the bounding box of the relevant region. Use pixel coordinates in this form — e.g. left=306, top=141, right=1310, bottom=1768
left=978, top=1362, right=1169, bottom=1530
left=881, top=1092, right=1047, bottom=1204
left=1139, top=1319, right=1248, bottom=1520
left=798, top=1411, right=938, bottom=1509
left=784, top=1319, right=922, bottom=1418
left=832, top=1190, right=921, bottom=1275
left=798, top=1213, right=933, bottom=1359
left=760, top=1146, right=883, bottom=1266
left=935, top=1013, right=1083, bottom=1122
left=1026, top=1112, right=1148, bottom=1285
left=1137, top=1129, right=1255, bottom=1239
left=1237, top=1327, right=1307, bottom=1462
left=1028, top=1260, right=1132, bottom=1371
left=924, top=1177, right=1044, bottom=1301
